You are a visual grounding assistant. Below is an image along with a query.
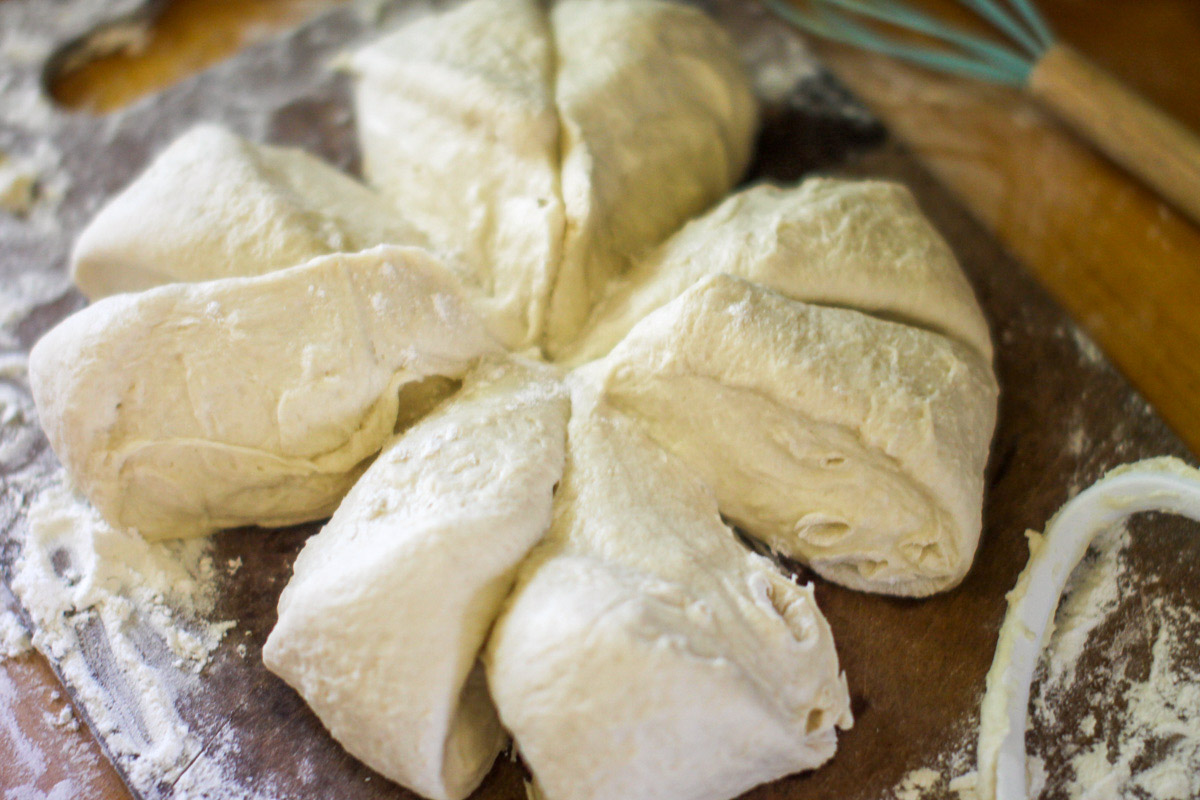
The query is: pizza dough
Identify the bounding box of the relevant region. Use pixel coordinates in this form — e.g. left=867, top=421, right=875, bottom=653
left=27, top=1, right=1004, bottom=796
left=563, top=179, right=994, bottom=363
left=486, top=382, right=851, bottom=800
left=580, top=274, right=997, bottom=596
left=70, top=125, right=425, bottom=299
left=29, top=245, right=500, bottom=539
left=264, top=357, right=567, bottom=800
left=349, top=0, right=756, bottom=352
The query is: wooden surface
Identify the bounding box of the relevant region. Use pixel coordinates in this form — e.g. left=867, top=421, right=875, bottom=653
left=3, top=1, right=1199, bottom=798
left=1029, top=44, right=1200, bottom=228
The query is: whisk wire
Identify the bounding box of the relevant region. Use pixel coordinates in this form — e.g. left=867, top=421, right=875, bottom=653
left=763, top=0, right=1057, bottom=86
left=956, top=0, right=1043, bottom=58
left=1002, top=0, right=1056, bottom=49
left=817, top=0, right=1034, bottom=76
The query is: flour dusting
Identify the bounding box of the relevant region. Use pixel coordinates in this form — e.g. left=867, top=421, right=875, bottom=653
left=1029, top=518, right=1200, bottom=800
left=0, top=667, right=113, bottom=800
left=1056, top=607, right=1200, bottom=800
left=0, top=604, right=32, bottom=659
left=894, top=767, right=941, bottom=800
left=0, top=151, right=37, bottom=215
left=0, top=270, right=72, bottom=349
left=1065, top=323, right=1105, bottom=368
left=10, top=473, right=236, bottom=788
left=1041, top=522, right=1129, bottom=692
left=886, top=515, right=1199, bottom=800
left=877, top=719, right=977, bottom=799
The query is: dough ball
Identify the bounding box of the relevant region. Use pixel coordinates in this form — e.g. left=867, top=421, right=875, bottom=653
left=30, top=245, right=500, bottom=539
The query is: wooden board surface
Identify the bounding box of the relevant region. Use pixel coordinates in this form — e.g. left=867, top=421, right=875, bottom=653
left=1, top=1, right=1198, bottom=799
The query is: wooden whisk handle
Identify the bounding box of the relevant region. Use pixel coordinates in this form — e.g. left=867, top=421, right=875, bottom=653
left=1030, top=44, right=1200, bottom=227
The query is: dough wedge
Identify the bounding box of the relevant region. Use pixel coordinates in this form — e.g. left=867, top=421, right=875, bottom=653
left=486, top=384, right=851, bottom=800
left=566, top=179, right=992, bottom=364
left=544, top=0, right=759, bottom=352
left=347, top=0, right=563, bottom=350
left=30, top=245, right=500, bottom=539
left=265, top=357, right=567, bottom=800
left=582, top=274, right=997, bottom=596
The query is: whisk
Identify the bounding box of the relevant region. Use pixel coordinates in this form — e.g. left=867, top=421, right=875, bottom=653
left=763, top=0, right=1200, bottom=227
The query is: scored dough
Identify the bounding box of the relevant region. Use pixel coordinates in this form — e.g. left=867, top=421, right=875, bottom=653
left=544, top=0, right=759, bottom=352
left=486, top=383, right=851, bottom=800
left=347, top=0, right=563, bottom=350
left=29, top=245, right=501, bottom=539
left=70, top=125, right=425, bottom=299
left=580, top=274, right=997, bottom=596
left=27, top=0, right=1005, bottom=793
left=264, top=357, right=568, bottom=800
left=563, top=179, right=993, bottom=364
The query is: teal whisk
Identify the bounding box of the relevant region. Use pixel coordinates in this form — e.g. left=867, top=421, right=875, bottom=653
left=763, top=0, right=1200, bottom=227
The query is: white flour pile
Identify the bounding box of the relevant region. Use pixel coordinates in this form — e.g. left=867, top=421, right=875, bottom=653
left=0, top=604, right=31, bottom=659
left=8, top=473, right=236, bottom=789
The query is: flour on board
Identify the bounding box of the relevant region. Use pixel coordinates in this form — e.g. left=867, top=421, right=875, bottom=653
left=1030, top=520, right=1200, bottom=800
left=10, top=475, right=236, bottom=788
left=881, top=517, right=1199, bottom=800
left=0, top=604, right=31, bottom=659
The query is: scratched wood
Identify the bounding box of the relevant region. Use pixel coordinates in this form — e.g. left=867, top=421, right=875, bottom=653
left=0, top=2, right=1197, bottom=799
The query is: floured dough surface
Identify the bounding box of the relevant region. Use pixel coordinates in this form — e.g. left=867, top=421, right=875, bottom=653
left=265, top=357, right=568, bottom=800
left=349, top=0, right=757, bottom=353
left=31, top=245, right=500, bottom=539
left=347, top=0, right=563, bottom=350
left=565, top=179, right=992, bottom=363
left=71, top=125, right=426, bottom=298
left=544, top=0, right=759, bottom=350
left=486, top=383, right=851, bottom=800
left=581, top=274, right=997, bottom=596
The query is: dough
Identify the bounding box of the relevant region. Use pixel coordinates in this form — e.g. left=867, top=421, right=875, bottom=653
left=543, top=0, right=759, bottom=352
left=349, top=0, right=756, bottom=352
left=71, top=125, right=424, bottom=298
left=264, top=357, right=568, bottom=800
left=29, top=245, right=501, bottom=539
left=564, top=179, right=993, bottom=363
left=28, top=1, right=1005, bottom=793
left=347, top=0, right=563, bottom=350
left=579, top=274, right=997, bottom=596
left=486, top=383, right=851, bottom=800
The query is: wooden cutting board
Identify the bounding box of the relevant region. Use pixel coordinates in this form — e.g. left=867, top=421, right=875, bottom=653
left=1, top=1, right=1196, bottom=798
